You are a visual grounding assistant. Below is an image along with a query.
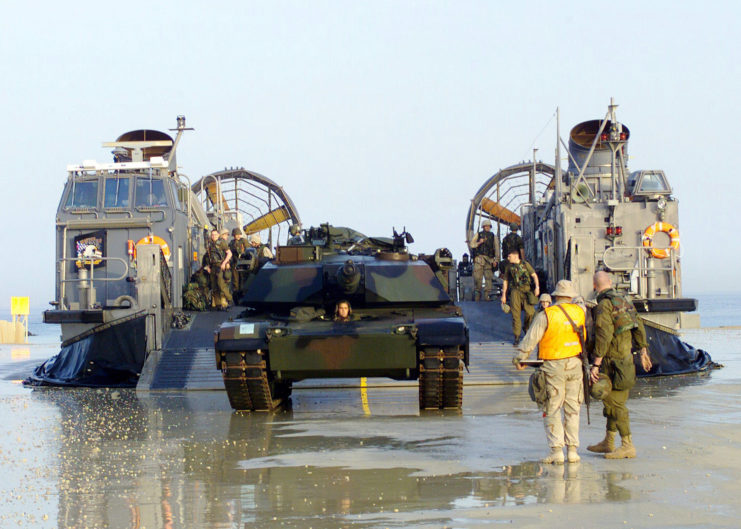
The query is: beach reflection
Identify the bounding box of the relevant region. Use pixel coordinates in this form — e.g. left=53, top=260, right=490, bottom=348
left=25, top=388, right=643, bottom=528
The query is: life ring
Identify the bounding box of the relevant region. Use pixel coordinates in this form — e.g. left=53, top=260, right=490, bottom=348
left=642, top=222, right=679, bottom=259
left=134, top=235, right=170, bottom=260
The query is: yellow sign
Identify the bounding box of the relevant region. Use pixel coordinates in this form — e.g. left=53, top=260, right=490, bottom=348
left=11, top=297, right=29, bottom=316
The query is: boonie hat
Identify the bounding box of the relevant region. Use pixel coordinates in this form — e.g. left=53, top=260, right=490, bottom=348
left=482, top=219, right=492, bottom=227
left=250, top=233, right=261, bottom=244
left=501, top=302, right=511, bottom=314
left=539, top=293, right=552, bottom=304
left=219, top=228, right=229, bottom=236
left=551, top=279, right=579, bottom=299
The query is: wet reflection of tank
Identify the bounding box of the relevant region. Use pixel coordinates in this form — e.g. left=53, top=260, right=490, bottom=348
left=213, top=224, right=469, bottom=411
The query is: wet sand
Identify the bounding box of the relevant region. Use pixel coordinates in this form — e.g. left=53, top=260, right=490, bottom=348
left=0, top=327, right=739, bottom=528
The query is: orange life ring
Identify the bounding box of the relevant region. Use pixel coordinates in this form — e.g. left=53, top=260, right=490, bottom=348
left=642, top=222, right=679, bottom=259
left=134, top=235, right=170, bottom=260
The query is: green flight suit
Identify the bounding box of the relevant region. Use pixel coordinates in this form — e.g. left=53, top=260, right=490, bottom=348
left=593, top=288, right=649, bottom=437
left=208, top=239, right=232, bottom=308
left=505, top=260, right=535, bottom=339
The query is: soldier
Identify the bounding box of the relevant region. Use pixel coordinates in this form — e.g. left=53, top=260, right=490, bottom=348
left=539, top=293, right=552, bottom=310
left=502, top=222, right=524, bottom=260
left=587, top=271, right=653, bottom=459
left=457, top=253, right=473, bottom=277
left=287, top=224, right=304, bottom=245
left=513, top=280, right=585, bottom=464
left=333, top=300, right=353, bottom=322
left=469, top=219, right=500, bottom=301
left=500, top=249, right=539, bottom=345
left=229, top=228, right=248, bottom=293
left=249, top=233, right=274, bottom=259
left=500, top=222, right=524, bottom=277
left=207, top=229, right=232, bottom=310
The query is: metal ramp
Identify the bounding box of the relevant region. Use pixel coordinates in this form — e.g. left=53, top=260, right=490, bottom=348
left=137, top=307, right=243, bottom=391
left=137, top=302, right=528, bottom=391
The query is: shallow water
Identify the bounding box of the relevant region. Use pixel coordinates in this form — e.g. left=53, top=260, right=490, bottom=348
left=0, top=298, right=740, bottom=528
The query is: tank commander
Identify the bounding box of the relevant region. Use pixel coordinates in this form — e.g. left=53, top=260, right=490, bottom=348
left=587, top=271, right=652, bottom=459
left=207, top=229, right=233, bottom=310
left=457, top=253, right=473, bottom=277
left=229, top=228, right=248, bottom=293
left=500, top=249, right=539, bottom=345
left=513, top=280, right=586, bottom=464
left=333, top=300, right=353, bottom=322
left=469, top=219, right=499, bottom=301
left=287, top=224, right=304, bottom=245
left=250, top=233, right=274, bottom=259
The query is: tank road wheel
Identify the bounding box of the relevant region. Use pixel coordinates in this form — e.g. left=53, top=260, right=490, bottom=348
left=419, top=346, right=464, bottom=410
left=220, top=351, right=285, bottom=411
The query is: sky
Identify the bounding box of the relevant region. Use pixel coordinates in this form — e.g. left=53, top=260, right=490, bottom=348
left=1, top=0, right=739, bottom=311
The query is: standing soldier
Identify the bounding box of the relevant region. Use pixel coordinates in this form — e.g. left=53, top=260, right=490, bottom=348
left=513, top=280, right=586, bottom=464
left=587, top=271, right=652, bottom=459
left=229, top=228, right=248, bottom=294
left=501, top=222, right=524, bottom=277
left=207, top=229, right=232, bottom=310
left=501, top=249, right=539, bottom=345
left=469, top=219, right=499, bottom=301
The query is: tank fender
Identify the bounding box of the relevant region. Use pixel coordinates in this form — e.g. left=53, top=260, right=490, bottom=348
left=214, top=322, right=269, bottom=352
left=415, top=317, right=468, bottom=347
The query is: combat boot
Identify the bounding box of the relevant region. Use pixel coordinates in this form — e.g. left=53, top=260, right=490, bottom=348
left=541, top=447, right=564, bottom=464
left=605, top=435, right=636, bottom=459
left=567, top=445, right=580, bottom=463
left=587, top=430, right=616, bottom=453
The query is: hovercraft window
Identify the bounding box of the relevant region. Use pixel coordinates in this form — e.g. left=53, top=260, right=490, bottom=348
left=65, top=180, right=98, bottom=208
left=135, top=178, right=168, bottom=207
left=104, top=177, right=130, bottom=208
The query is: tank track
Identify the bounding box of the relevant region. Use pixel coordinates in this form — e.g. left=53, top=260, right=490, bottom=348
left=418, top=346, right=464, bottom=409
left=219, top=350, right=290, bottom=411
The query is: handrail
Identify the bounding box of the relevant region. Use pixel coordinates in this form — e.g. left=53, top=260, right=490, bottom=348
left=602, top=245, right=678, bottom=299
left=57, top=256, right=130, bottom=284
left=601, top=245, right=677, bottom=272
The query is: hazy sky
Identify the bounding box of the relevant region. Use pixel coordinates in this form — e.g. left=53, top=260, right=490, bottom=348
left=2, top=1, right=739, bottom=311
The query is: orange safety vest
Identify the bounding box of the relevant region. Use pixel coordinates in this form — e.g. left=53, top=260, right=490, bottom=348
left=538, top=303, right=586, bottom=360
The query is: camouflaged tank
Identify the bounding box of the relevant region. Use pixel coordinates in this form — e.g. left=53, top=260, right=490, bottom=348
left=214, top=224, right=469, bottom=411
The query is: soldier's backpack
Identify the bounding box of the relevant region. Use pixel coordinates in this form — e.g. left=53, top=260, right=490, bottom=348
left=183, top=282, right=207, bottom=311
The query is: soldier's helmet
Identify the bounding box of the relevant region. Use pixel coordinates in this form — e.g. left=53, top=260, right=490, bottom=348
left=232, top=228, right=242, bottom=236
left=482, top=219, right=492, bottom=228
left=219, top=228, right=229, bottom=236
left=509, top=222, right=519, bottom=231
left=590, top=373, right=612, bottom=400
left=289, top=224, right=300, bottom=236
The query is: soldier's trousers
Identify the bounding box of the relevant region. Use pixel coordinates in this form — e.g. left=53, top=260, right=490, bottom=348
left=473, top=255, right=494, bottom=301
left=210, top=268, right=233, bottom=308
left=509, top=289, right=534, bottom=338
left=541, top=356, right=583, bottom=448
left=602, top=388, right=631, bottom=437
left=231, top=268, right=240, bottom=294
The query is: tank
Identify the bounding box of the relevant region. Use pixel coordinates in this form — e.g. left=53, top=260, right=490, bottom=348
left=213, top=224, right=469, bottom=411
